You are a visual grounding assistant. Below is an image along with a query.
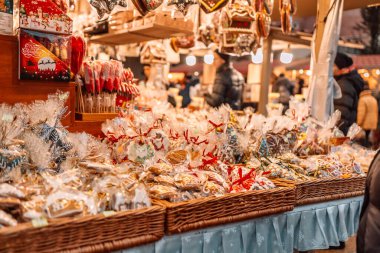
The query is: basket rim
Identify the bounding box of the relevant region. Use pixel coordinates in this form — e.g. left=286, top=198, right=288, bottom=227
left=296, top=175, right=366, bottom=185
left=155, top=187, right=294, bottom=208
left=272, top=175, right=366, bottom=185
left=0, top=204, right=165, bottom=236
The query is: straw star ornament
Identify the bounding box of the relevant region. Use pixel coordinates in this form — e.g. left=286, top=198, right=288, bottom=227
left=168, top=0, right=198, bottom=15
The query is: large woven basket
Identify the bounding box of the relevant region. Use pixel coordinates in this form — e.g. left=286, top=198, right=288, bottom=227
left=273, top=176, right=366, bottom=206
left=157, top=187, right=295, bottom=234
left=0, top=205, right=165, bottom=253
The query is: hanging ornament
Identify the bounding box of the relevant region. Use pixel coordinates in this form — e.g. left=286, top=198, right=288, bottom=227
left=131, top=0, right=163, bottom=16
left=197, top=25, right=217, bottom=47
left=108, top=0, right=128, bottom=10
left=254, top=0, right=263, bottom=12
left=234, top=34, right=260, bottom=56
left=254, top=0, right=274, bottom=15
left=89, top=0, right=108, bottom=19
left=280, top=0, right=295, bottom=34
left=90, top=0, right=128, bottom=19
left=168, top=0, right=198, bottom=16
left=256, top=12, right=271, bottom=38
left=219, top=0, right=255, bottom=34
left=170, top=36, right=195, bottom=52
left=264, top=0, right=274, bottom=15
left=199, top=0, right=229, bottom=14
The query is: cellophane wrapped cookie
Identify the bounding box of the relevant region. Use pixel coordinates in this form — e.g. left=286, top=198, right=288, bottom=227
left=23, top=92, right=73, bottom=172
left=0, top=104, right=28, bottom=181
left=0, top=183, right=26, bottom=227
left=0, top=87, right=373, bottom=229
left=228, top=164, right=276, bottom=193
left=0, top=93, right=155, bottom=229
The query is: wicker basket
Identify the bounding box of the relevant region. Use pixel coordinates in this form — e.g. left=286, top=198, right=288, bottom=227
left=157, top=187, right=295, bottom=234
left=0, top=205, right=165, bottom=253
left=273, top=176, right=366, bottom=206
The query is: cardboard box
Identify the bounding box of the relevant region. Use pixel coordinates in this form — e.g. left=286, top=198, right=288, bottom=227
left=0, top=0, right=13, bottom=35
left=19, top=29, right=71, bottom=81
left=19, top=0, right=72, bottom=35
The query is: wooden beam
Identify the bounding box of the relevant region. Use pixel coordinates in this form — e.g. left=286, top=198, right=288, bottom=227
left=270, top=27, right=363, bottom=49
left=258, top=38, right=273, bottom=115
left=270, top=28, right=311, bottom=46
left=315, top=0, right=330, bottom=62
left=271, top=0, right=375, bottom=21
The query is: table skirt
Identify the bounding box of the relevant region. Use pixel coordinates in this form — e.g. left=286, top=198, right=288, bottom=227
left=119, top=196, right=363, bottom=253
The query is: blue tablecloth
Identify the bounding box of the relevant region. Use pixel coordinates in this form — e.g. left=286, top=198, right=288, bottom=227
left=120, top=196, right=363, bottom=253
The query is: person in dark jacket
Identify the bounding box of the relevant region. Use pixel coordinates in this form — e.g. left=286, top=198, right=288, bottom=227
left=205, top=51, right=244, bottom=110
left=357, top=150, right=380, bottom=253
left=296, top=77, right=305, bottom=95
left=272, top=73, right=293, bottom=94
left=272, top=73, right=293, bottom=112
left=180, top=74, right=199, bottom=108
left=333, top=53, right=364, bottom=135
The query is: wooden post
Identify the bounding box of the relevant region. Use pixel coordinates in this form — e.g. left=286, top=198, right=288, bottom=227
left=315, top=0, right=330, bottom=61
left=258, top=37, right=273, bottom=115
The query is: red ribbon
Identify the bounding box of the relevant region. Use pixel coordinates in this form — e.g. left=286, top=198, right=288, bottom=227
left=184, top=130, right=190, bottom=144
left=184, top=130, right=209, bottom=146
left=201, top=154, right=218, bottom=167
left=228, top=166, right=257, bottom=192
left=169, top=129, right=180, bottom=140
left=208, top=120, right=224, bottom=129
left=202, top=145, right=217, bottom=157
left=106, top=131, right=127, bottom=143
left=207, top=120, right=225, bottom=134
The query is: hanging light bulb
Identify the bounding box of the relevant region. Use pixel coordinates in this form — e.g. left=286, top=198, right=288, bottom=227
left=204, top=53, right=214, bottom=65
left=186, top=55, right=196, bottom=66
left=280, top=44, right=293, bottom=64
left=251, top=48, right=263, bottom=64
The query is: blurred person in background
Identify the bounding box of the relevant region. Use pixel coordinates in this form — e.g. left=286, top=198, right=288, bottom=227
left=180, top=74, right=200, bottom=108
left=357, top=149, right=380, bottom=253
left=357, top=84, right=378, bottom=147
left=205, top=50, right=244, bottom=110
left=272, top=73, right=294, bottom=94
left=272, top=73, right=293, bottom=111
left=138, top=64, right=151, bottom=87
left=295, top=77, right=305, bottom=95
left=189, top=73, right=202, bottom=100
left=371, top=86, right=380, bottom=149
left=333, top=52, right=364, bottom=135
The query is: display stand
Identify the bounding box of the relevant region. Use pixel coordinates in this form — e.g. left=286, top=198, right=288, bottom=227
left=90, top=13, right=193, bottom=45
left=0, top=34, right=104, bottom=136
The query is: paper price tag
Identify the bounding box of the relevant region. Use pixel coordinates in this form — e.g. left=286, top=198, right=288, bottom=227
left=32, top=218, right=49, bottom=228
left=102, top=211, right=116, bottom=217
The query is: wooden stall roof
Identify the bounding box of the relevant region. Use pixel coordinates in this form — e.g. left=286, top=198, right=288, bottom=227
left=271, top=0, right=378, bottom=21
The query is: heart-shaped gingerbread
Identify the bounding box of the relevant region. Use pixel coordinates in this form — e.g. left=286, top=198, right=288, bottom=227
left=131, top=0, right=163, bottom=16
left=199, top=0, right=229, bottom=13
